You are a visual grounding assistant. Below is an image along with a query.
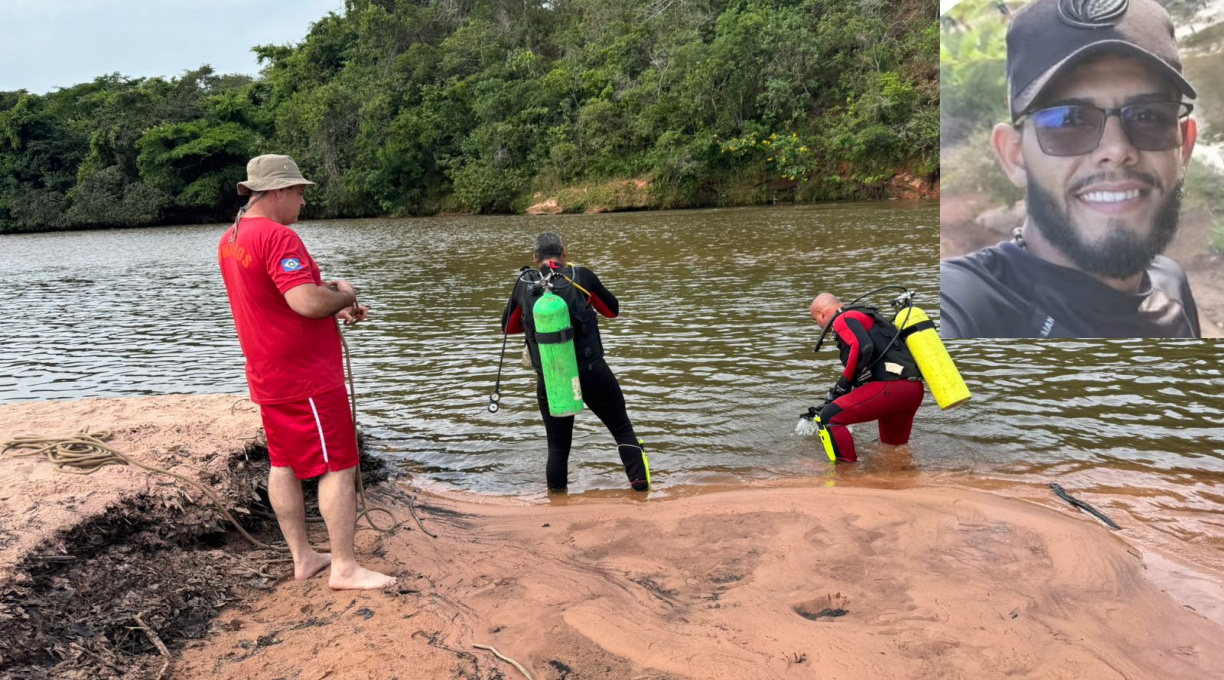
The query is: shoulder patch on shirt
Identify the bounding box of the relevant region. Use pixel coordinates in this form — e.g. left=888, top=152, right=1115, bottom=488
left=281, top=257, right=303, bottom=272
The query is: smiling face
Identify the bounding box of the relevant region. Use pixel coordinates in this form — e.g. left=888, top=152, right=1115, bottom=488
left=993, top=52, right=1197, bottom=279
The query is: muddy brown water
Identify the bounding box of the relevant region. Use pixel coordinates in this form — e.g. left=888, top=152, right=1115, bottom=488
left=1, top=202, right=1222, bottom=571
left=0, top=204, right=935, bottom=489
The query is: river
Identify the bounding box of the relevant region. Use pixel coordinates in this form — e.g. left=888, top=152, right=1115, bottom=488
left=2, top=202, right=1222, bottom=575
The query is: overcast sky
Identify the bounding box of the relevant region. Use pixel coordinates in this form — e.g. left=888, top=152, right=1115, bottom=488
left=0, top=0, right=347, bottom=94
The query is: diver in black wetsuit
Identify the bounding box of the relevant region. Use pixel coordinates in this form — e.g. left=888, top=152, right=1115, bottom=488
left=500, top=233, right=649, bottom=492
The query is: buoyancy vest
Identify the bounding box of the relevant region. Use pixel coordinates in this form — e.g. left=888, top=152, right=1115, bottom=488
left=517, top=265, right=605, bottom=372
left=834, top=307, right=921, bottom=385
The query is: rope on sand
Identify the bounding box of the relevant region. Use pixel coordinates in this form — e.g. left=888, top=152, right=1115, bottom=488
left=1, top=428, right=279, bottom=550
left=408, top=494, right=438, bottom=538
left=473, top=644, right=535, bottom=680
left=1, top=420, right=399, bottom=550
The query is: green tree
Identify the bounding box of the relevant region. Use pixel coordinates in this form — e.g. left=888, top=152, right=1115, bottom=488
left=2, top=0, right=939, bottom=233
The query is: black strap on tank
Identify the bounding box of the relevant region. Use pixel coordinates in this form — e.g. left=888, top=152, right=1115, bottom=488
left=897, top=319, right=935, bottom=340
left=536, top=328, right=574, bottom=344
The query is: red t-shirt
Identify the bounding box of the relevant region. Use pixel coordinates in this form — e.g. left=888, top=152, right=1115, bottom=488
left=218, top=216, right=344, bottom=405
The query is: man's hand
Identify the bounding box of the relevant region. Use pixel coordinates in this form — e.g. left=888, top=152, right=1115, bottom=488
left=328, top=279, right=356, bottom=296
left=326, top=279, right=360, bottom=322
left=337, top=304, right=369, bottom=326
left=826, top=376, right=852, bottom=403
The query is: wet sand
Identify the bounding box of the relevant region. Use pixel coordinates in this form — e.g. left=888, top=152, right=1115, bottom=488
left=3, top=396, right=1223, bottom=679
left=169, top=483, right=1224, bottom=680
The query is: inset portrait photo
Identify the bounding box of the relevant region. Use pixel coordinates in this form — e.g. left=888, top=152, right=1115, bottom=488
left=940, top=0, right=1224, bottom=338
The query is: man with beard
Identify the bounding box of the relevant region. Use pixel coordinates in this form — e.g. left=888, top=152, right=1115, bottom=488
left=940, top=0, right=1201, bottom=338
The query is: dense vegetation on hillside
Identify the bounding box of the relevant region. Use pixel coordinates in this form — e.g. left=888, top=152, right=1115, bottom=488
left=0, top=0, right=938, bottom=233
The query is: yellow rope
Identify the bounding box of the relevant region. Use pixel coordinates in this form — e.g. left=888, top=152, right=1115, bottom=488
left=556, top=262, right=593, bottom=301
left=561, top=274, right=592, bottom=301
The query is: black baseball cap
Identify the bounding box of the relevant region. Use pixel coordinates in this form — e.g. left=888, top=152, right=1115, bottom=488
left=1007, top=0, right=1196, bottom=121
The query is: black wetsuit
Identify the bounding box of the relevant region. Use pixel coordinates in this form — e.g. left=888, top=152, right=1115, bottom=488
left=501, top=262, right=647, bottom=490
left=940, top=241, right=1200, bottom=338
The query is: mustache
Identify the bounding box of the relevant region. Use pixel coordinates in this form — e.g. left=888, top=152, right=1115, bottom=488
left=1068, top=170, right=1164, bottom=195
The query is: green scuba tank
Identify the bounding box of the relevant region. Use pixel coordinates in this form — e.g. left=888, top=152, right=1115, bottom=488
left=533, top=290, right=584, bottom=417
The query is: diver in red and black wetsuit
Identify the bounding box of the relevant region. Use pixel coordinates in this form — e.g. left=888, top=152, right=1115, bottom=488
left=810, top=292, right=924, bottom=462
left=501, top=233, right=649, bottom=492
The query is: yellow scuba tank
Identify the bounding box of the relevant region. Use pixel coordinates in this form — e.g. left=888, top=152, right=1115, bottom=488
left=893, top=306, right=970, bottom=410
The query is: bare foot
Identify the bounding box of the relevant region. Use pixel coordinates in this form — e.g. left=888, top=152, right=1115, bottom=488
left=294, top=550, right=332, bottom=580
left=329, top=563, right=397, bottom=590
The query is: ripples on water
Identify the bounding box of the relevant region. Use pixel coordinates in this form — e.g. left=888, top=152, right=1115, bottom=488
left=2, top=205, right=934, bottom=489
left=935, top=338, right=1224, bottom=571
left=2, top=203, right=1221, bottom=516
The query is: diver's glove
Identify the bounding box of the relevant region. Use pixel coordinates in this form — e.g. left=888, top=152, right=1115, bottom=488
left=826, top=376, right=852, bottom=403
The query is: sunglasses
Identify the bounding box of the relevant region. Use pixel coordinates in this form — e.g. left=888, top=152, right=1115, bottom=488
left=1017, top=102, right=1193, bottom=157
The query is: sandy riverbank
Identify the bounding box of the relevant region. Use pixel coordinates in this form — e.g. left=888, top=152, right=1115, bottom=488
left=3, top=396, right=1222, bottom=679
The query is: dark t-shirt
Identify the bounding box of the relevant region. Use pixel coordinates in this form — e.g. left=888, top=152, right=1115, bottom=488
left=940, top=241, right=1200, bottom=339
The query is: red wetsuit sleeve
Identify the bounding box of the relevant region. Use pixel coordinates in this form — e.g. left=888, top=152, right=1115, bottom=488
left=501, top=291, right=524, bottom=334
left=832, top=311, right=875, bottom=382
left=580, top=268, right=619, bottom=318
left=504, top=306, right=524, bottom=333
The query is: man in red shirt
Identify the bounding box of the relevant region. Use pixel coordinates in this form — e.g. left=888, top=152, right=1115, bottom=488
left=809, top=293, right=924, bottom=462
left=218, top=154, right=394, bottom=590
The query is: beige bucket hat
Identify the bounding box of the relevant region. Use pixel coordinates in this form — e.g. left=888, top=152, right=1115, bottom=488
left=236, top=154, right=316, bottom=196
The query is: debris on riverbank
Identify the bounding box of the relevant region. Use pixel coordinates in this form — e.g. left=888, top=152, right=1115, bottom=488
left=0, top=395, right=384, bottom=680
left=4, top=395, right=1222, bottom=679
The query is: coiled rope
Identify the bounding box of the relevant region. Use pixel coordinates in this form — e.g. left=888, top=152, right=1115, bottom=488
left=0, top=321, right=410, bottom=550
left=1, top=428, right=279, bottom=549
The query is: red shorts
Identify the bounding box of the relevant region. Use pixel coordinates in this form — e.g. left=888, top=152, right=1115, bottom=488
left=260, top=385, right=359, bottom=479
